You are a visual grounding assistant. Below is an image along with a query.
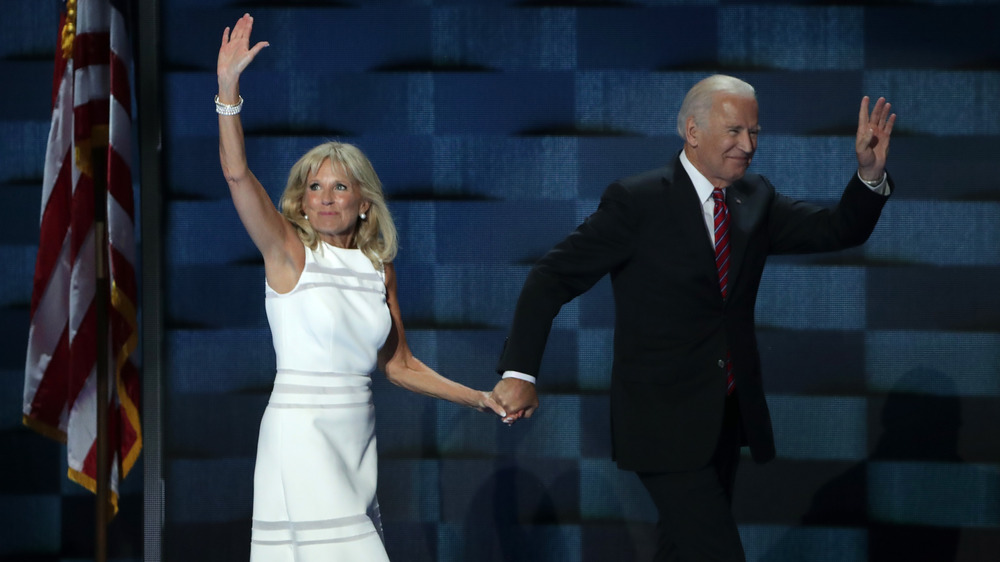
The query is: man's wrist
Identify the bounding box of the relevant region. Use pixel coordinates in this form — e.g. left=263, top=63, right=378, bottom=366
left=502, top=371, right=536, bottom=384
left=858, top=170, right=886, bottom=188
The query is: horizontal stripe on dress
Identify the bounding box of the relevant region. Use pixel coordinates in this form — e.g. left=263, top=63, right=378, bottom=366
left=272, top=383, right=367, bottom=395
left=306, top=262, right=384, bottom=283
left=253, top=514, right=370, bottom=531
left=275, top=368, right=368, bottom=378
left=251, top=514, right=378, bottom=545
left=268, top=369, right=373, bottom=408
left=251, top=530, right=379, bottom=547
left=266, top=401, right=372, bottom=409
left=266, top=280, right=385, bottom=298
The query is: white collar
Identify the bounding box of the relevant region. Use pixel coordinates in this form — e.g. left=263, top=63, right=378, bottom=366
left=679, top=149, right=723, bottom=203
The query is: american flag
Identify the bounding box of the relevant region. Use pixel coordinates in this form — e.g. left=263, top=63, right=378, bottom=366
left=22, top=0, right=140, bottom=513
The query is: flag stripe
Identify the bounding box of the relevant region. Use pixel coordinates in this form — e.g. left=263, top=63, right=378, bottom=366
left=27, top=327, right=71, bottom=431
left=31, top=157, right=72, bottom=316
left=74, top=32, right=111, bottom=70
left=69, top=173, right=95, bottom=263
left=108, top=142, right=135, bottom=227
left=110, top=50, right=132, bottom=118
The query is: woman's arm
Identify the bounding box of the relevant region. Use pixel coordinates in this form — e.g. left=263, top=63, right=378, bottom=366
left=377, top=263, right=505, bottom=417
left=217, top=14, right=297, bottom=271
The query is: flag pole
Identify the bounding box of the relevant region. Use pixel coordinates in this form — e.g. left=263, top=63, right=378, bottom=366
left=94, top=143, right=110, bottom=562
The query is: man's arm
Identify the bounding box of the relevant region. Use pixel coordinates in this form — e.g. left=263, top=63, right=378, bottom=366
left=767, top=96, right=896, bottom=254
left=494, top=181, right=641, bottom=421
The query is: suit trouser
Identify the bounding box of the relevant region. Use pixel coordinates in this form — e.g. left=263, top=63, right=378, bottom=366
left=637, top=393, right=745, bottom=562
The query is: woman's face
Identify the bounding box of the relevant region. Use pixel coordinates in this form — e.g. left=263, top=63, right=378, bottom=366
left=301, top=158, right=370, bottom=248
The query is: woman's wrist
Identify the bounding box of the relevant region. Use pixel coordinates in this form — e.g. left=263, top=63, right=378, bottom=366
left=215, top=95, right=244, bottom=115
left=216, top=78, right=240, bottom=103
left=216, top=87, right=240, bottom=105
left=466, top=387, right=483, bottom=409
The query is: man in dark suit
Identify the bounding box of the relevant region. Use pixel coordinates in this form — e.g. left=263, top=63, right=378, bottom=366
left=492, top=75, right=896, bottom=561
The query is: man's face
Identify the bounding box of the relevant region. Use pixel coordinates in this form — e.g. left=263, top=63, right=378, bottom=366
left=685, top=94, right=759, bottom=188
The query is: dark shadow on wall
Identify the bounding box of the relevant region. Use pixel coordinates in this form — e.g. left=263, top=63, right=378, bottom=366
left=463, top=463, right=565, bottom=561
left=458, top=420, right=655, bottom=562
left=760, top=368, right=963, bottom=562
left=456, top=417, right=583, bottom=562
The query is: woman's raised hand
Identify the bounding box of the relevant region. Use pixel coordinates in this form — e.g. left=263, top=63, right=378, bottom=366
left=217, top=13, right=269, bottom=97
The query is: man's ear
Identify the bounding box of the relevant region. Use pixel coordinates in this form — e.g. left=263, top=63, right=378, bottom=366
left=685, top=116, right=699, bottom=147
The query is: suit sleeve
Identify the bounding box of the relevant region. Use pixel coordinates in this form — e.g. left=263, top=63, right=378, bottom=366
left=497, top=182, right=638, bottom=377
left=767, top=172, right=893, bottom=255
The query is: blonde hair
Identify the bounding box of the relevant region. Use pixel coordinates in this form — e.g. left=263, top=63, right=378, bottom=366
left=279, top=142, right=398, bottom=268
left=676, top=74, right=756, bottom=139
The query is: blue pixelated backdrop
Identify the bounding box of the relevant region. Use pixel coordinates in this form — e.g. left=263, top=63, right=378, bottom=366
left=1, top=1, right=999, bottom=561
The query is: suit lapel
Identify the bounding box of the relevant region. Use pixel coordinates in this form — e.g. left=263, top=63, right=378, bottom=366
left=670, top=161, right=723, bottom=285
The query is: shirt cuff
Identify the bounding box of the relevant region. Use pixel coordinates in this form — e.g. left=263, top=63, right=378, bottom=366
left=858, top=171, right=890, bottom=196
left=502, top=371, right=537, bottom=384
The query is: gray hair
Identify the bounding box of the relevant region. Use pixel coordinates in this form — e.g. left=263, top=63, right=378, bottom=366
left=279, top=141, right=398, bottom=268
left=676, top=75, right=757, bottom=139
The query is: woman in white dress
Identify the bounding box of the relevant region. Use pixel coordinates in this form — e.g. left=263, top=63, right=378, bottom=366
left=217, top=14, right=509, bottom=561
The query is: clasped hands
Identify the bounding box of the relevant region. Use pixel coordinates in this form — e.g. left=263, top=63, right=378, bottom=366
left=488, top=377, right=539, bottom=425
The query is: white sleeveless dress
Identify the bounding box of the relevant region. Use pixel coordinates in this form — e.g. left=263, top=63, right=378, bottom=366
left=250, top=242, right=392, bottom=562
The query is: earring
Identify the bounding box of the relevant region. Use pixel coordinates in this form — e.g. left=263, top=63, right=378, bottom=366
left=303, top=214, right=308, bottom=220
left=360, top=212, right=367, bottom=220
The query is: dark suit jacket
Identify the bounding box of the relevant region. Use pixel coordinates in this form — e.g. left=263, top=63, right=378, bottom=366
left=498, top=153, right=891, bottom=472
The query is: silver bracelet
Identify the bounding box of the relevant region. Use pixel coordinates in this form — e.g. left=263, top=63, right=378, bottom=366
left=215, top=95, right=243, bottom=115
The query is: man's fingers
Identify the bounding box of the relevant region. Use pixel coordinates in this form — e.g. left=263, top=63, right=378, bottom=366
left=884, top=113, right=896, bottom=136
left=866, top=98, right=891, bottom=132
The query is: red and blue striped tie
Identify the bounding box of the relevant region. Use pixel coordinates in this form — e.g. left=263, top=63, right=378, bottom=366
left=713, top=188, right=735, bottom=395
